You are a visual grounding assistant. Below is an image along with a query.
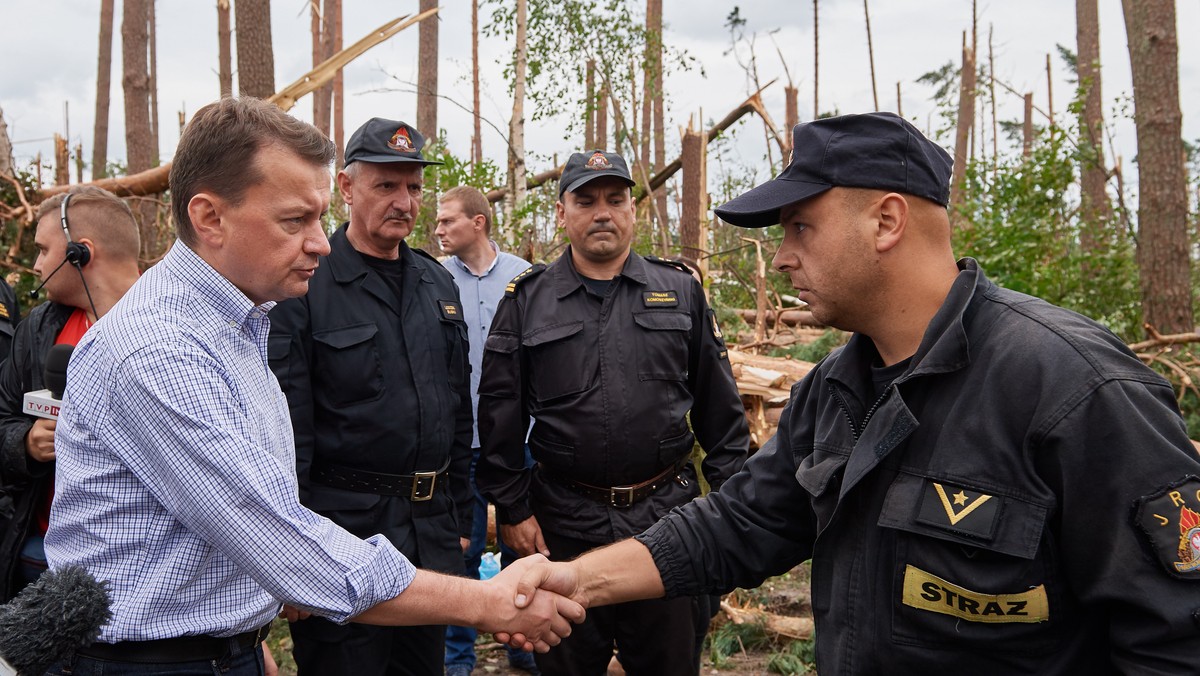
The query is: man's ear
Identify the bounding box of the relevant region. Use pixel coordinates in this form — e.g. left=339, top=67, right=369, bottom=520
left=472, top=214, right=487, bottom=233
left=336, top=171, right=354, bottom=206
left=875, top=193, right=908, bottom=253
left=188, top=193, right=225, bottom=247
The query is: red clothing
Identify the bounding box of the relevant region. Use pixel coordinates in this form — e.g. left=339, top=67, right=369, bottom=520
left=34, top=308, right=91, bottom=534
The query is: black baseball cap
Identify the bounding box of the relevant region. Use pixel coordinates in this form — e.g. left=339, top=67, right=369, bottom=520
left=558, top=149, right=636, bottom=197
left=343, top=118, right=443, bottom=167
left=715, top=112, right=953, bottom=228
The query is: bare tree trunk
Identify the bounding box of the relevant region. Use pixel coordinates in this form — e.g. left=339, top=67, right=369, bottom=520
left=417, top=0, right=439, bottom=141
left=1121, top=0, right=1192, bottom=334
left=648, top=0, right=667, bottom=241
left=989, top=24, right=998, bottom=172
left=311, top=1, right=326, bottom=133
left=895, top=82, right=902, bottom=116
left=0, top=107, right=14, bottom=178
left=1076, top=0, right=1112, bottom=258
left=640, top=0, right=652, bottom=175
left=812, top=0, right=819, bottom=119
left=235, top=0, right=275, bottom=98
left=1023, top=93, right=1034, bottom=156
left=863, top=0, right=878, bottom=111
left=217, top=0, right=232, bottom=97
left=596, top=84, right=608, bottom=152
left=148, top=0, right=159, bottom=166
left=92, top=0, right=115, bottom=179
left=316, top=0, right=336, bottom=136
left=680, top=119, right=708, bottom=267
left=948, top=34, right=975, bottom=227
left=471, top=0, right=483, bottom=167
left=1045, top=53, right=1055, bottom=127
left=122, top=0, right=156, bottom=258
left=55, top=135, right=70, bottom=186
left=505, top=0, right=528, bottom=225
left=332, top=0, right=343, bottom=169
left=585, top=60, right=595, bottom=148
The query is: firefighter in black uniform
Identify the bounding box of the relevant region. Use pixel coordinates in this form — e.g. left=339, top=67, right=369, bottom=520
left=269, top=119, right=473, bottom=676
left=0, top=276, right=19, bottom=363
left=498, top=113, right=1200, bottom=675
left=477, top=149, right=749, bottom=676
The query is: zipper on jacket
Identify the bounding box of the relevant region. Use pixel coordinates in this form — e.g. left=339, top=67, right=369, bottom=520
left=829, top=383, right=893, bottom=443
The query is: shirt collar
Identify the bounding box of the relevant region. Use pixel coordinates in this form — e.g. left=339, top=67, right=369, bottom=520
left=449, top=240, right=502, bottom=277
left=550, top=246, right=646, bottom=299
left=164, top=241, right=275, bottom=330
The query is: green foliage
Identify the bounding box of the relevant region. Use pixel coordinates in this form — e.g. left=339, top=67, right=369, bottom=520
left=706, top=614, right=770, bottom=669
left=954, top=126, right=1143, bottom=339
left=766, top=638, right=816, bottom=675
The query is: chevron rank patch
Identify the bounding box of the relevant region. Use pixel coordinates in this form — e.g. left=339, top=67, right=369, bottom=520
left=439, top=299, right=463, bottom=321
left=915, top=480, right=1000, bottom=540
left=1135, top=476, right=1200, bottom=579
left=504, top=265, right=541, bottom=297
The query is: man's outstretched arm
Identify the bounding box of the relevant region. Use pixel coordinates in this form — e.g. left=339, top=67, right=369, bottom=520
left=353, top=554, right=584, bottom=652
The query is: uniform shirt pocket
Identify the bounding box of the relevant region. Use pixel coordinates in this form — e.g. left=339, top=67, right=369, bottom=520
left=522, top=321, right=594, bottom=402
left=632, top=311, right=691, bottom=381
left=312, top=322, right=385, bottom=406
left=879, top=471, right=1066, bottom=655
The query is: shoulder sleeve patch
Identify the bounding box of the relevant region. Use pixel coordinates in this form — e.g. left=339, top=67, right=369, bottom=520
left=1134, top=476, right=1200, bottom=579
left=505, top=264, right=546, bottom=298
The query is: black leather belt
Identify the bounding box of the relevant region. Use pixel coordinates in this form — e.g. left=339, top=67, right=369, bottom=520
left=75, top=623, right=270, bottom=664
left=544, top=457, right=691, bottom=508
left=311, top=458, right=450, bottom=501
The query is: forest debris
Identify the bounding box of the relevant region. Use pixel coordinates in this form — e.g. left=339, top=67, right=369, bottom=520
left=719, top=599, right=814, bottom=641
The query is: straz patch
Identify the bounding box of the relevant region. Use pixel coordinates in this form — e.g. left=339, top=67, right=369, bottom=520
left=439, top=299, right=463, bottom=321
left=389, top=126, right=415, bottom=151
left=902, top=565, right=1049, bottom=624
left=916, top=480, right=1000, bottom=540
left=1135, top=476, right=1200, bottom=578
left=586, top=151, right=612, bottom=170
left=642, top=291, right=678, bottom=307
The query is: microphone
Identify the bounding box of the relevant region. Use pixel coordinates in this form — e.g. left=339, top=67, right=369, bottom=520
left=27, top=259, right=71, bottom=300
left=22, top=345, right=73, bottom=421
left=0, top=565, right=112, bottom=676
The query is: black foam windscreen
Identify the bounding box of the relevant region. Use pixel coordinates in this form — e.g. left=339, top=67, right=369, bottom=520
left=44, top=344, right=74, bottom=399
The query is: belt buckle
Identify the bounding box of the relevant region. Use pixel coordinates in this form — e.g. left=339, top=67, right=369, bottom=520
left=411, top=471, right=438, bottom=501
left=610, top=485, right=634, bottom=508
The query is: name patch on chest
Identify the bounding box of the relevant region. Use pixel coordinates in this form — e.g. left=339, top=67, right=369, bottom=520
left=901, top=565, right=1049, bottom=623
left=1134, top=476, right=1200, bottom=579
left=439, top=299, right=463, bottom=321
left=643, top=291, right=678, bottom=307
left=916, top=480, right=1000, bottom=540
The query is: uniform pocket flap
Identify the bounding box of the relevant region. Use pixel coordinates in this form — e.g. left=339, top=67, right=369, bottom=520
left=267, top=333, right=291, bottom=360
left=312, top=323, right=378, bottom=350
left=879, top=472, right=1049, bottom=559
left=522, top=321, right=584, bottom=347
left=633, top=311, right=692, bottom=332
left=485, top=332, right=520, bottom=354
left=795, top=448, right=849, bottom=497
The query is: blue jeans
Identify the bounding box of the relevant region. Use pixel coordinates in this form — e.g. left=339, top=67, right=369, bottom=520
left=444, top=449, right=526, bottom=670
left=47, top=643, right=264, bottom=675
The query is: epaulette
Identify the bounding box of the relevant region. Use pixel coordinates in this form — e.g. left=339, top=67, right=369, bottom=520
left=505, top=264, right=546, bottom=297
left=645, top=255, right=691, bottom=275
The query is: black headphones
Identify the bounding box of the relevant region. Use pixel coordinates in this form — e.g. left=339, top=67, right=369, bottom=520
left=60, top=193, right=92, bottom=268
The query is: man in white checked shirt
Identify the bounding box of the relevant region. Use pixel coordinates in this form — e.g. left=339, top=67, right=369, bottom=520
left=42, top=97, right=583, bottom=676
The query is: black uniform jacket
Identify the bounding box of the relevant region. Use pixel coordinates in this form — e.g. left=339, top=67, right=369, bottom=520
left=638, top=259, right=1200, bottom=674
left=0, top=301, right=70, bottom=600
left=269, top=224, right=473, bottom=573
left=0, top=279, right=20, bottom=362
left=477, top=248, right=749, bottom=544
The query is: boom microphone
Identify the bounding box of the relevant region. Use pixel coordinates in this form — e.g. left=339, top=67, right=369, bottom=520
left=27, top=259, right=71, bottom=300
left=0, top=565, right=111, bottom=676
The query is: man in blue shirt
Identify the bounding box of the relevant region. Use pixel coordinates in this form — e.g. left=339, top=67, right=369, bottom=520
left=435, top=186, right=538, bottom=676
left=43, top=97, right=582, bottom=675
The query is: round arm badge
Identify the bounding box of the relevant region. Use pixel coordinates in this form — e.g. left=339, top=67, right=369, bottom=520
left=1135, top=476, right=1200, bottom=578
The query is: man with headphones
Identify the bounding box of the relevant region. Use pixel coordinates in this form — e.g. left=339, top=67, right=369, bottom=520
left=0, top=185, right=141, bottom=601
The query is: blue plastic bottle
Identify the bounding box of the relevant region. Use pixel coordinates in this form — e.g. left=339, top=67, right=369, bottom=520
left=479, top=551, right=501, bottom=580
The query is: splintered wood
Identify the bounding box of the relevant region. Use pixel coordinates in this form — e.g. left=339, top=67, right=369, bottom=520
left=728, top=349, right=814, bottom=451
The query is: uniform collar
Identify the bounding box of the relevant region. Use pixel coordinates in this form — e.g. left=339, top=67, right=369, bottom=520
left=549, top=246, right=647, bottom=299
left=827, top=258, right=987, bottom=392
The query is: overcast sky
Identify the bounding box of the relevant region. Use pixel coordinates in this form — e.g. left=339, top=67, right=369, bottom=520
left=3, top=1, right=1197, bottom=201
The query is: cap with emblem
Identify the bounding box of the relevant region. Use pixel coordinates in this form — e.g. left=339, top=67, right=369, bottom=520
left=715, top=112, right=953, bottom=228
left=558, top=149, right=636, bottom=197
left=343, top=118, right=444, bottom=167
